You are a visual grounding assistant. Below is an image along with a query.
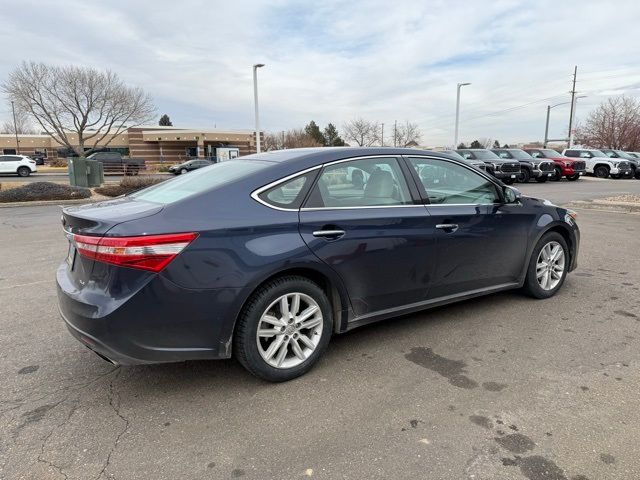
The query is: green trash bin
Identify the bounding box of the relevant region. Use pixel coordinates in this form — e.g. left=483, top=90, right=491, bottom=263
left=68, top=157, right=89, bottom=187
left=86, top=160, right=104, bottom=187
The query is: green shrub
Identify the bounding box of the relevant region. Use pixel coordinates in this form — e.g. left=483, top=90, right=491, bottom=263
left=0, top=182, right=91, bottom=203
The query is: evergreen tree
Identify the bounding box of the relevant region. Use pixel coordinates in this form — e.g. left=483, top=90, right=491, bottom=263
left=159, top=114, right=173, bottom=126
left=323, top=123, right=345, bottom=146
left=469, top=140, right=482, bottom=149
left=304, top=121, right=325, bottom=145
left=493, top=140, right=500, bottom=148
left=457, top=142, right=467, bottom=149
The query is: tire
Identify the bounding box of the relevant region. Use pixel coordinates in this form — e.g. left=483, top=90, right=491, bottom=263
left=594, top=165, right=609, bottom=178
left=535, top=176, right=548, bottom=183
left=610, top=174, right=621, bottom=179
left=503, top=178, right=515, bottom=185
left=567, top=174, right=580, bottom=181
left=234, top=276, right=333, bottom=382
left=180, top=168, right=188, bottom=175
left=522, top=232, right=569, bottom=299
left=518, top=168, right=530, bottom=183
left=17, top=166, right=30, bottom=177
left=552, top=167, right=562, bottom=181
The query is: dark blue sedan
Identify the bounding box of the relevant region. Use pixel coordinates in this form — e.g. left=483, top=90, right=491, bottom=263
left=57, top=148, right=580, bottom=381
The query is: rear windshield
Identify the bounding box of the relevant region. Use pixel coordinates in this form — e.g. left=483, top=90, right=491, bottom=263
left=130, top=160, right=267, bottom=204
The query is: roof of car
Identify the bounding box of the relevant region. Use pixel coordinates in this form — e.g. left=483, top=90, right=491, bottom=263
left=247, top=147, right=449, bottom=164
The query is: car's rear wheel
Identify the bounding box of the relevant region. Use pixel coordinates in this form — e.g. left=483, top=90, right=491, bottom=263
left=522, top=232, right=569, bottom=299
left=567, top=174, right=580, bottom=181
left=518, top=168, right=530, bottom=183
left=17, top=166, right=31, bottom=177
left=594, top=165, right=609, bottom=178
left=234, top=276, right=332, bottom=382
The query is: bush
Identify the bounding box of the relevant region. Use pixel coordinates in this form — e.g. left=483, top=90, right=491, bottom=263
left=48, top=158, right=68, bottom=167
left=94, top=176, right=165, bottom=197
left=0, top=182, right=91, bottom=203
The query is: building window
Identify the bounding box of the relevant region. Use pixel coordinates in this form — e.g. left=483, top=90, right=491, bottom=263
left=3, top=148, right=17, bottom=155
left=34, top=148, right=48, bottom=158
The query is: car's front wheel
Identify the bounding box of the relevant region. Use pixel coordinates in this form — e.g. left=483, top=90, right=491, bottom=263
left=518, top=168, right=530, bottom=183
left=522, top=232, right=569, bottom=299
left=180, top=168, right=188, bottom=175
left=234, top=276, right=333, bottom=382
left=503, top=178, right=515, bottom=185
left=17, top=166, right=31, bottom=177
left=567, top=174, right=580, bottom=181
left=535, top=176, right=548, bottom=183
left=594, top=165, right=609, bottom=178
left=552, top=166, right=563, bottom=181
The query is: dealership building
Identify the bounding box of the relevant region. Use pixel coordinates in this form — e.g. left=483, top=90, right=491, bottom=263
left=0, top=126, right=260, bottom=164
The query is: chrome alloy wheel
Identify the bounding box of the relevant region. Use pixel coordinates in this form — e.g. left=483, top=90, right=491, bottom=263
left=256, top=292, right=323, bottom=369
left=536, top=241, right=565, bottom=291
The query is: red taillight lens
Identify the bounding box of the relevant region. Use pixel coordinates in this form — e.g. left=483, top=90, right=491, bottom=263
left=73, top=232, right=198, bottom=272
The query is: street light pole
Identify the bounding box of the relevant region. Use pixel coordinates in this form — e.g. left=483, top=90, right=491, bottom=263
left=544, top=96, right=586, bottom=147
left=253, top=63, right=265, bottom=153
left=11, top=101, right=20, bottom=154
left=567, top=65, right=578, bottom=148
left=454, top=82, right=471, bottom=147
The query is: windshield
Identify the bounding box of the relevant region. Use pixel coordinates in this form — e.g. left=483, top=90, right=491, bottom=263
left=613, top=150, right=633, bottom=159
left=589, top=150, right=607, bottom=157
left=539, top=149, right=561, bottom=157
left=443, top=150, right=466, bottom=160
left=505, top=149, right=534, bottom=160
left=467, top=150, right=500, bottom=160
left=130, top=160, right=268, bottom=204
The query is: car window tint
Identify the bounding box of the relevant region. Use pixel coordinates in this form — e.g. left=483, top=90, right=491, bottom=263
left=564, top=150, right=578, bottom=157
left=131, top=160, right=267, bottom=204
left=409, top=157, right=499, bottom=205
left=258, top=173, right=311, bottom=209
left=305, top=157, right=411, bottom=208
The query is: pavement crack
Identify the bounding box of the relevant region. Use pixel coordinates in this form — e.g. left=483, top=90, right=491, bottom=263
left=95, top=369, right=130, bottom=480
left=37, top=401, right=79, bottom=480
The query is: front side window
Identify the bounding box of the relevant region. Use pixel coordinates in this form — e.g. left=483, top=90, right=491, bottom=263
left=258, top=173, right=312, bottom=209
left=305, top=157, right=411, bottom=208
left=409, top=157, right=500, bottom=205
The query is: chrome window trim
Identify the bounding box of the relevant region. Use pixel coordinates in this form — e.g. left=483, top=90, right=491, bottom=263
left=250, top=165, right=322, bottom=212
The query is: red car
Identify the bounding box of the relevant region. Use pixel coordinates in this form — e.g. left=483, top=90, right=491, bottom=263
left=524, top=148, right=586, bottom=181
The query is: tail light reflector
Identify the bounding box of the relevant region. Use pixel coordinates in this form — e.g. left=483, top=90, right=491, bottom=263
left=73, top=232, right=198, bottom=272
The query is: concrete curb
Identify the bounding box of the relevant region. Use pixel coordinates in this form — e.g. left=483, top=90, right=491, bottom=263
left=567, top=200, right=640, bottom=214
left=0, top=198, right=102, bottom=208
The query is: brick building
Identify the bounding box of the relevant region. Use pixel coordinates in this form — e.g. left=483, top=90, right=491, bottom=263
left=0, top=126, right=260, bottom=164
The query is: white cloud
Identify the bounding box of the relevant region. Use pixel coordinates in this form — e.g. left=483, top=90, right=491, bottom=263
left=1, top=0, right=639, bottom=146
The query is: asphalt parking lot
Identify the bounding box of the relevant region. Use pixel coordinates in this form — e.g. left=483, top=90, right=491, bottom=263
left=1, top=179, right=639, bottom=479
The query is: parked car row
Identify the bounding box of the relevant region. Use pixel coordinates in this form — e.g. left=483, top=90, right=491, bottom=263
left=451, top=146, right=640, bottom=182
left=0, top=154, right=38, bottom=176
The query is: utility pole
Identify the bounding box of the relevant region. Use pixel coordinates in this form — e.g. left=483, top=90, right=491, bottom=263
left=543, top=105, right=551, bottom=148
left=393, top=120, right=397, bottom=147
left=11, top=101, right=20, bottom=154
left=281, top=130, right=285, bottom=149
left=252, top=63, right=265, bottom=153
left=454, top=82, right=471, bottom=148
left=381, top=123, right=384, bottom=146
left=567, top=65, right=577, bottom=148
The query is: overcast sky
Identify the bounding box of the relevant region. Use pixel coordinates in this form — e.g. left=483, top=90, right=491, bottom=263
left=1, top=0, right=639, bottom=146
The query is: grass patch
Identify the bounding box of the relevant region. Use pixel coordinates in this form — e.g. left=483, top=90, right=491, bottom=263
left=94, top=176, right=166, bottom=197
left=0, top=182, right=91, bottom=203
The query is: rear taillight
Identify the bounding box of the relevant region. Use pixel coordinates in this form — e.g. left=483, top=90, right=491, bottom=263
left=73, top=232, right=198, bottom=272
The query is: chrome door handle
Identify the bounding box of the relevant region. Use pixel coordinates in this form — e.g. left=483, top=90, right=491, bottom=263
left=436, top=223, right=459, bottom=232
left=312, top=229, right=346, bottom=239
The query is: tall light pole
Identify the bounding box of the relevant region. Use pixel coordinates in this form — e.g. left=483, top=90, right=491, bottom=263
left=11, top=101, right=20, bottom=154
left=544, top=96, right=586, bottom=147
left=454, top=82, right=471, bottom=147
left=567, top=65, right=578, bottom=148
left=253, top=63, right=265, bottom=153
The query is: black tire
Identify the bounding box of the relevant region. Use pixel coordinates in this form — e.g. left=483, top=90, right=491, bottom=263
left=610, top=174, right=621, bottom=179
left=552, top=166, right=563, bottom=181
left=17, top=166, right=30, bottom=177
left=518, top=168, right=530, bottom=183
left=567, top=174, right=580, bottom=181
left=535, top=176, right=548, bottom=183
left=180, top=168, right=188, bottom=175
left=234, top=276, right=333, bottom=382
left=594, top=165, right=609, bottom=178
left=522, top=232, right=569, bottom=299
left=503, top=178, right=515, bottom=185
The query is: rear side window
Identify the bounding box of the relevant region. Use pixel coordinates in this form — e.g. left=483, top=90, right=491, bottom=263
left=305, top=157, right=412, bottom=208
left=131, top=161, right=267, bottom=204
left=564, top=150, right=578, bottom=157
left=257, top=172, right=315, bottom=209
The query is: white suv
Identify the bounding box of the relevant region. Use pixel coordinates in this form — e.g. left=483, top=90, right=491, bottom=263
left=562, top=148, right=633, bottom=179
left=0, top=154, right=38, bottom=177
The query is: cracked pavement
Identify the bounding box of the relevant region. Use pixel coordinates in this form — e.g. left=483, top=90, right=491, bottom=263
left=1, top=179, right=640, bottom=479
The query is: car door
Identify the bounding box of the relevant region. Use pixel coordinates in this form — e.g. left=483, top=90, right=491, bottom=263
left=405, top=156, right=532, bottom=298
left=298, top=156, right=438, bottom=317
left=0, top=156, right=9, bottom=173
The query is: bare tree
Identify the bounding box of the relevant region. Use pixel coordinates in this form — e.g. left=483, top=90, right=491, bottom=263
left=3, top=62, right=156, bottom=156
left=391, top=121, right=422, bottom=147
left=343, top=118, right=381, bottom=146
left=575, top=95, right=640, bottom=150
left=284, top=129, right=323, bottom=148
left=1, top=105, right=36, bottom=134
left=263, top=132, right=282, bottom=151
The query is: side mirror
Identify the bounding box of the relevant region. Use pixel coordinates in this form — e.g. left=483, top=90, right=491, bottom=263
left=503, top=185, right=521, bottom=203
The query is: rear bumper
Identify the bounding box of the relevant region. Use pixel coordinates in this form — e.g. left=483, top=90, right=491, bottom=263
left=56, top=264, right=241, bottom=364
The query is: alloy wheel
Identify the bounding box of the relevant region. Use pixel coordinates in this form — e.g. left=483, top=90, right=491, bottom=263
left=536, top=241, right=565, bottom=291
left=256, top=292, right=323, bottom=369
